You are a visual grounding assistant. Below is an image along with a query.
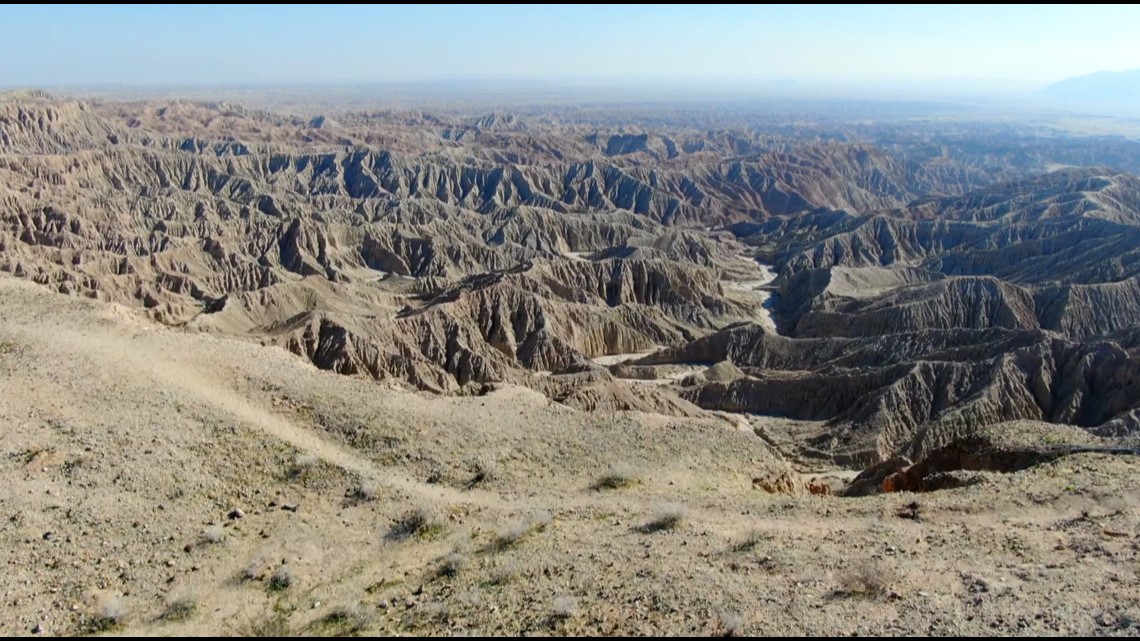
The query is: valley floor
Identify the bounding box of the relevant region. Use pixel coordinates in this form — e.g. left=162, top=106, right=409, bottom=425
left=1, top=274, right=1138, bottom=636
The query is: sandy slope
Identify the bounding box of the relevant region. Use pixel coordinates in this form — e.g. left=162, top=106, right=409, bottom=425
left=1, top=274, right=1139, bottom=637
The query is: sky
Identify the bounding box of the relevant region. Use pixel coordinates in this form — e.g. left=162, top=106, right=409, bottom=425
left=1, top=4, right=1138, bottom=92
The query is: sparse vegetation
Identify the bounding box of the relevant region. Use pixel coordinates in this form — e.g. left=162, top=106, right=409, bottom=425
left=492, top=523, right=532, bottom=550
left=730, top=529, right=767, bottom=553
left=464, top=455, right=497, bottom=489
left=487, top=561, right=518, bottom=585
left=488, top=510, right=552, bottom=552
left=425, top=462, right=447, bottom=485
left=289, top=452, right=320, bottom=479
left=639, top=502, right=687, bottom=533
left=837, top=560, right=895, bottom=599
left=435, top=551, right=467, bottom=578
left=552, top=595, right=578, bottom=620
left=591, top=464, right=640, bottom=490
left=420, top=601, right=451, bottom=623
left=268, top=564, right=293, bottom=592
left=302, top=288, right=320, bottom=313
left=201, top=524, right=226, bottom=544
left=386, top=507, right=446, bottom=542
left=348, top=481, right=378, bottom=504
left=313, top=604, right=373, bottom=635
left=240, top=608, right=296, bottom=637
left=716, top=610, right=744, bottom=637
left=159, top=592, right=197, bottom=622
left=241, top=556, right=269, bottom=582
left=84, top=595, right=128, bottom=633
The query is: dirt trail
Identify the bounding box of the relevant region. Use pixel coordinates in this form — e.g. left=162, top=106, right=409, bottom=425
left=6, top=315, right=499, bottom=508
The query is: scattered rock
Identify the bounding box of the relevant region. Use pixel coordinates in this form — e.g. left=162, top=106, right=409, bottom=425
left=752, top=472, right=799, bottom=495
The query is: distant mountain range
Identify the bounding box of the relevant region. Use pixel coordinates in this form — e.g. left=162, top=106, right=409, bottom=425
left=1042, top=69, right=1140, bottom=102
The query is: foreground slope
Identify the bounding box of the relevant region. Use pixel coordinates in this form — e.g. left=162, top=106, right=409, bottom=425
left=2, top=275, right=1140, bottom=636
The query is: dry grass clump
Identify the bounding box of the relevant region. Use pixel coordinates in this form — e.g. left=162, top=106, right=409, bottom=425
left=201, top=524, right=226, bottom=545
left=85, top=595, right=128, bottom=633
left=639, top=502, right=687, bottom=533
left=386, top=507, right=446, bottom=542
left=489, top=510, right=552, bottom=551
left=730, top=529, right=767, bottom=553
left=348, top=481, right=378, bottom=503
left=487, top=561, right=519, bottom=585
left=268, top=564, right=293, bottom=592
left=837, top=560, right=895, bottom=599
left=421, top=601, right=451, bottom=623
left=158, top=592, right=197, bottom=622
left=716, top=610, right=744, bottom=637
left=552, top=595, right=578, bottom=620
left=591, top=464, right=640, bottom=490
left=241, top=556, right=270, bottom=582
left=240, top=609, right=296, bottom=637
left=314, top=603, right=373, bottom=635
left=435, top=551, right=468, bottom=578
left=464, top=456, right=497, bottom=489
left=289, top=453, right=320, bottom=480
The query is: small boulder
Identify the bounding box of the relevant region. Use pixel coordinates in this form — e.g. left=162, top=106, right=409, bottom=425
left=841, top=456, right=912, bottom=497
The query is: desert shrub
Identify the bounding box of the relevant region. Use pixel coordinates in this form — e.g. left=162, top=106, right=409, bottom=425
left=424, top=460, right=449, bottom=485
left=421, top=601, right=451, bottom=623
left=268, top=565, right=293, bottom=592
left=717, top=610, right=744, bottom=637
left=386, top=507, right=445, bottom=542
left=240, top=609, right=296, bottom=637
left=85, top=595, right=128, bottom=632
left=838, top=560, right=894, bottom=599
left=639, top=503, right=687, bottom=533
left=314, top=604, right=373, bottom=635
left=730, top=529, right=766, bottom=553
left=435, top=551, right=467, bottom=578
left=201, top=524, right=226, bottom=545
left=591, top=465, right=640, bottom=490
left=490, top=510, right=552, bottom=551
left=464, top=456, right=497, bottom=489
left=349, top=481, right=378, bottom=503
left=241, top=556, right=270, bottom=582
left=289, top=453, right=319, bottom=479
left=552, top=595, right=578, bottom=620
left=488, top=561, right=518, bottom=585
left=159, top=592, right=197, bottom=622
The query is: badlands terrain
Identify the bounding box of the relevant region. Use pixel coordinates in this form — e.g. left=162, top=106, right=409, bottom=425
left=1, top=90, right=1140, bottom=635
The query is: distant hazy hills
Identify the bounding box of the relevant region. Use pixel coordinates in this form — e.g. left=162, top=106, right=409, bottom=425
left=1042, top=69, right=1140, bottom=102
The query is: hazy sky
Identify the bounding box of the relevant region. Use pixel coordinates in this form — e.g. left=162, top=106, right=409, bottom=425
left=2, top=5, right=1138, bottom=89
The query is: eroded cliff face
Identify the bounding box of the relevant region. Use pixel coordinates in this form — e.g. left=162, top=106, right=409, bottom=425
left=4, top=91, right=1140, bottom=466
left=638, top=166, right=1140, bottom=460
